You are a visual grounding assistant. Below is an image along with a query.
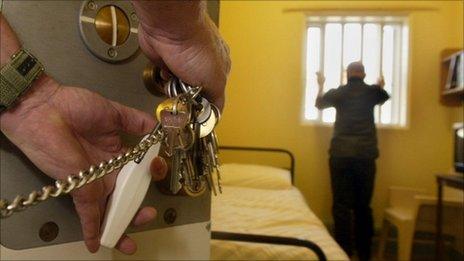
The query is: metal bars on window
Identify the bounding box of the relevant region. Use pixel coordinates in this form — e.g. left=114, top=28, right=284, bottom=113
left=304, top=17, right=408, bottom=127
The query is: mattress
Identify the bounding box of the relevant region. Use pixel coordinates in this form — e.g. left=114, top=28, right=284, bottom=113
left=211, top=164, right=348, bottom=260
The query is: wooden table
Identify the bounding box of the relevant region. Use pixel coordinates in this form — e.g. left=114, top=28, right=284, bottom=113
left=435, top=174, right=464, bottom=260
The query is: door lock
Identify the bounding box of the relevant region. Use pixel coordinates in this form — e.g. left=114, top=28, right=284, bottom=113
left=94, top=5, right=130, bottom=46
left=79, top=0, right=139, bottom=63
left=143, top=63, right=168, bottom=97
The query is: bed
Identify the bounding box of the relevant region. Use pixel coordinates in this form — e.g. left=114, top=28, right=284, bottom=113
left=210, top=147, right=348, bottom=260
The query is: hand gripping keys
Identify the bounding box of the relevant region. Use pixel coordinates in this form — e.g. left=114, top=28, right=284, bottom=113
left=100, top=78, right=222, bottom=248
left=0, top=76, right=222, bottom=249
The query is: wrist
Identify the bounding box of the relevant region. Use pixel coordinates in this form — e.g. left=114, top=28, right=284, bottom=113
left=0, top=74, right=60, bottom=133
left=1, top=15, right=59, bottom=129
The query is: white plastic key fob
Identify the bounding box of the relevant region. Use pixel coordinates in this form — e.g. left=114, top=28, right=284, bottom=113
left=100, top=136, right=161, bottom=248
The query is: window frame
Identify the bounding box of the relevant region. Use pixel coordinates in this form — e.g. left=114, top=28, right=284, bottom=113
left=301, top=15, right=411, bottom=129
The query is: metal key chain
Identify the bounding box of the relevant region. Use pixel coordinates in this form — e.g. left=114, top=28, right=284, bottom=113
left=0, top=77, right=222, bottom=219
left=0, top=117, right=164, bottom=219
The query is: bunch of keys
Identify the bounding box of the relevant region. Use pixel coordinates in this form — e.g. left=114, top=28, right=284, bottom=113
left=0, top=72, right=222, bottom=248
left=156, top=77, right=222, bottom=196
left=100, top=77, right=221, bottom=248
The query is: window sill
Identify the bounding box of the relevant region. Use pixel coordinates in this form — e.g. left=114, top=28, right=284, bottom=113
left=300, top=120, right=409, bottom=130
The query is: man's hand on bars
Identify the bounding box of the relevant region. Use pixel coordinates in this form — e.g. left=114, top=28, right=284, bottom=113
left=316, top=71, right=325, bottom=88
left=132, top=0, right=231, bottom=110
left=377, top=75, right=385, bottom=89
left=316, top=71, right=325, bottom=95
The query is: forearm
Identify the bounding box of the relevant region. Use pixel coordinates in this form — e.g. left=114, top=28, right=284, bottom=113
left=0, top=15, right=59, bottom=134
left=131, top=0, right=206, bottom=41
left=315, top=86, right=325, bottom=109
left=1, top=15, right=21, bottom=68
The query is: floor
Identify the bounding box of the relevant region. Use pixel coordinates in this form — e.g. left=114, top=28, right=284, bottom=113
left=372, top=231, right=462, bottom=261
left=328, top=228, right=463, bottom=261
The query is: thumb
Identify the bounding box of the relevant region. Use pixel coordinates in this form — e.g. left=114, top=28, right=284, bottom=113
left=111, top=101, right=156, bottom=136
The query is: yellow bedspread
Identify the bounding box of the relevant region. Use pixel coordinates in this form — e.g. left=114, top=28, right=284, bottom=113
left=211, top=185, right=348, bottom=260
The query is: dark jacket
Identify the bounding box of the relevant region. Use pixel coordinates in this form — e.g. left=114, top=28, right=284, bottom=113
left=316, top=78, right=390, bottom=159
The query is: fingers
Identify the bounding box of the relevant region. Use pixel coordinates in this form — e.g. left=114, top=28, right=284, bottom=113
left=115, top=235, right=137, bottom=255
left=212, top=94, right=225, bottom=112
left=316, top=71, right=325, bottom=87
left=111, top=101, right=156, bottom=136
left=159, top=68, right=172, bottom=81
left=132, top=207, right=157, bottom=227
left=114, top=206, right=157, bottom=255
left=377, top=76, right=385, bottom=87
left=72, top=184, right=104, bottom=253
left=150, top=156, right=168, bottom=181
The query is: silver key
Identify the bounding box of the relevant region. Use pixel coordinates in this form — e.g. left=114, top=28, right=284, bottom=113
left=210, top=134, right=222, bottom=193
left=169, top=149, right=183, bottom=194
left=198, top=108, right=216, bottom=138
left=201, top=137, right=217, bottom=195
left=157, top=76, right=222, bottom=197
left=196, top=98, right=212, bottom=124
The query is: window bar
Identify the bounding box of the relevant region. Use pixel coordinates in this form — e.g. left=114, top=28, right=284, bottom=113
left=318, top=25, right=325, bottom=121
left=398, top=22, right=405, bottom=125
left=360, top=22, right=364, bottom=62
left=391, top=25, right=403, bottom=124
left=378, top=23, right=384, bottom=124
left=399, top=22, right=408, bottom=125
left=340, top=23, right=345, bottom=85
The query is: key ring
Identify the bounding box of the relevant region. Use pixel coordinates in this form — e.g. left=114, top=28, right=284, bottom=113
left=211, top=103, right=221, bottom=125
left=179, top=80, right=191, bottom=93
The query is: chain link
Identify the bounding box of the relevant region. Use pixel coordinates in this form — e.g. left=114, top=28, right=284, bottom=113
left=0, top=124, right=164, bottom=218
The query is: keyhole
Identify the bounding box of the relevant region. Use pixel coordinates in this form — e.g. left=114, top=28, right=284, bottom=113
left=95, top=5, right=130, bottom=46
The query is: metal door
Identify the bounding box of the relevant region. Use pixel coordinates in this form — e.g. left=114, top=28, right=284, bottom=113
left=0, top=0, right=218, bottom=252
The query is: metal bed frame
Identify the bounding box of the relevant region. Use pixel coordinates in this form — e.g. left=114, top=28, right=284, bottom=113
left=210, top=146, right=327, bottom=261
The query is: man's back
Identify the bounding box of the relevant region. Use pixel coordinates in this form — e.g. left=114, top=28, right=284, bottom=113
left=316, top=78, right=389, bottom=158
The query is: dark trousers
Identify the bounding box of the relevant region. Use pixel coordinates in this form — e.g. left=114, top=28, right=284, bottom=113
left=329, top=157, right=376, bottom=261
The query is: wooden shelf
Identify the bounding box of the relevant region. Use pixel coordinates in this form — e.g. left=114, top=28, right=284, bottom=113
left=440, top=49, right=464, bottom=106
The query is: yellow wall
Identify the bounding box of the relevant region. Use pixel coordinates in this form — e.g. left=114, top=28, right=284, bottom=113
left=217, top=0, right=463, bottom=227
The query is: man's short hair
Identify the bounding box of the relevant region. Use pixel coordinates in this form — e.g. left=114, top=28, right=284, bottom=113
left=347, top=62, right=365, bottom=74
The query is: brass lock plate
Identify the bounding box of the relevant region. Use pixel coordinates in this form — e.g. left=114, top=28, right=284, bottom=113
left=79, top=0, right=140, bottom=63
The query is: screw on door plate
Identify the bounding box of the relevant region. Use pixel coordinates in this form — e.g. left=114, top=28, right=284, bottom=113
left=39, top=222, right=59, bottom=242
left=108, top=48, right=117, bottom=58
left=163, top=208, right=177, bottom=225
left=87, top=1, right=96, bottom=10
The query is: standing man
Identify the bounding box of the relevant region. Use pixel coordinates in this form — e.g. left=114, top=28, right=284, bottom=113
left=315, top=62, right=389, bottom=261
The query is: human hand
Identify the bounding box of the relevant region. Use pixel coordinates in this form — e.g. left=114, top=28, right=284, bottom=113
left=316, top=71, right=325, bottom=88
left=377, top=75, right=385, bottom=88
left=133, top=1, right=231, bottom=110
left=0, top=76, right=167, bottom=254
